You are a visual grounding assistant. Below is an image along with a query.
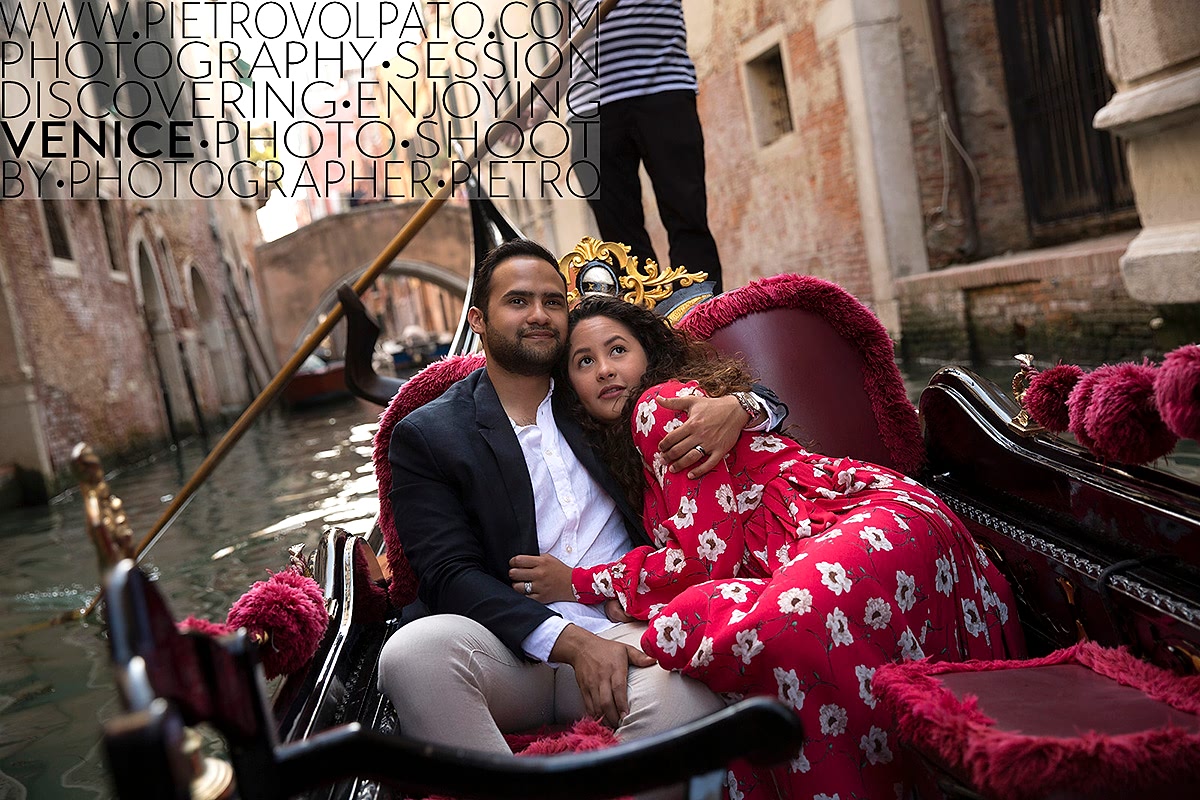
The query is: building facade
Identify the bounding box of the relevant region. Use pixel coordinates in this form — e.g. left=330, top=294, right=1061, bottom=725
left=0, top=0, right=266, bottom=506
left=681, top=0, right=1197, bottom=365
left=377, top=0, right=1197, bottom=366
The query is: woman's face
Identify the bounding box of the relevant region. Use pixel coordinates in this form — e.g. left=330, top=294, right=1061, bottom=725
left=567, top=315, right=650, bottom=423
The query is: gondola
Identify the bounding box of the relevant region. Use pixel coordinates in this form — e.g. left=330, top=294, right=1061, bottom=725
left=77, top=179, right=1200, bottom=799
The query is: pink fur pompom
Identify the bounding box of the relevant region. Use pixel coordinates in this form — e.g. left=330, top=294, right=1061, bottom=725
left=1025, top=364, right=1084, bottom=432
left=178, top=615, right=232, bottom=637
left=1083, top=362, right=1178, bottom=465
left=1154, top=344, right=1200, bottom=441
left=227, top=569, right=328, bottom=678
left=1067, top=368, right=1108, bottom=452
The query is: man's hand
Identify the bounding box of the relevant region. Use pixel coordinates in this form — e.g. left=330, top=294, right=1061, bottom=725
left=658, top=394, right=747, bottom=479
left=550, top=625, right=656, bottom=727
left=509, top=554, right=574, bottom=603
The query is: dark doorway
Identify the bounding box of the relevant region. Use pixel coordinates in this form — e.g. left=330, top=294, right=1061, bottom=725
left=993, top=0, right=1136, bottom=234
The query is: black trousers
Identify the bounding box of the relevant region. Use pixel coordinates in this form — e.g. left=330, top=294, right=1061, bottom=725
left=572, top=89, right=723, bottom=292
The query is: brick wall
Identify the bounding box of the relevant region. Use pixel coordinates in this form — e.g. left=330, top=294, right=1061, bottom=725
left=899, top=0, right=1031, bottom=267
left=680, top=0, right=873, bottom=301
left=0, top=194, right=262, bottom=494
left=1, top=199, right=166, bottom=471
left=897, top=234, right=1198, bottom=366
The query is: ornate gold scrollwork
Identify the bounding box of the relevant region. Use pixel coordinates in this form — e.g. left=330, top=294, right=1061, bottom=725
left=619, top=255, right=708, bottom=311
left=72, top=443, right=137, bottom=570
left=1055, top=576, right=1089, bottom=643
left=557, top=236, right=709, bottom=311
left=1009, top=353, right=1045, bottom=435
left=288, top=543, right=314, bottom=579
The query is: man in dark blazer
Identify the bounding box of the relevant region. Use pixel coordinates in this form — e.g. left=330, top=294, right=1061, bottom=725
left=377, top=239, right=780, bottom=759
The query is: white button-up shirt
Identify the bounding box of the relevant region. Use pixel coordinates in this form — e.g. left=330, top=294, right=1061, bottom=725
left=515, top=382, right=632, bottom=662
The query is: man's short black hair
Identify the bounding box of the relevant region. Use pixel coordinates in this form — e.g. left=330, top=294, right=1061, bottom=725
left=470, top=239, right=564, bottom=318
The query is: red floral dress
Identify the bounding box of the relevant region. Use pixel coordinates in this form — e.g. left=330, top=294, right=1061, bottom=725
left=573, top=381, right=1025, bottom=800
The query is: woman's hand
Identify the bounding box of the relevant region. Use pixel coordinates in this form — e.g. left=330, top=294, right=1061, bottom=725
left=658, top=393, right=745, bottom=479
left=603, top=598, right=634, bottom=623
left=509, top=554, right=575, bottom=603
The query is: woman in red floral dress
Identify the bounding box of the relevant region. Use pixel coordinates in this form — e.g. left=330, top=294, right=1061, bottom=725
left=532, top=296, right=1024, bottom=800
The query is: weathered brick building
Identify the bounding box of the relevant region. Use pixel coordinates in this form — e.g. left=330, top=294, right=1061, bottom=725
left=0, top=194, right=265, bottom=506
left=0, top=1, right=267, bottom=506
left=428, top=0, right=1197, bottom=366
left=676, top=0, right=1196, bottom=365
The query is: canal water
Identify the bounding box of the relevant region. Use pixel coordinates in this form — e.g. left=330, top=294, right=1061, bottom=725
left=0, top=366, right=1196, bottom=799
left=0, top=398, right=383, bottom=800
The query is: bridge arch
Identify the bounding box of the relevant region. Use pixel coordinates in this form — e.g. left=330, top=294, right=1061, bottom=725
left=286, top=258, right=470, bottom=353
left=254, top=202, right=472, bottom=365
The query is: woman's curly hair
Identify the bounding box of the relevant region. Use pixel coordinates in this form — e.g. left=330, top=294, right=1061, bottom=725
left=556, top=295, right=755, bottom=508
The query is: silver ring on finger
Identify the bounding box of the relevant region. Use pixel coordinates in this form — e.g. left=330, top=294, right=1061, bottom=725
left=694, top=444, right=707, bottom=456
left=524, top=581, right=533, bottom=595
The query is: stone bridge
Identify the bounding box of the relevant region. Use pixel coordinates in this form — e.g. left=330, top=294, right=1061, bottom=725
left=254, top=202, right=473, bottom=365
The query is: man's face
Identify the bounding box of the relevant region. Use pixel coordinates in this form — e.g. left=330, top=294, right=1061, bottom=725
left=468, top=256, right=568, bottom=376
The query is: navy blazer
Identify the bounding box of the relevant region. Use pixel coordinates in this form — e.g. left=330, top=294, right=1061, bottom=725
left=388, top=368, right=651, bottom=657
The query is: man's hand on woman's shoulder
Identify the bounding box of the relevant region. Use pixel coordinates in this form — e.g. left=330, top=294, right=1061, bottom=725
left=657, top=392, right=746, bottom=479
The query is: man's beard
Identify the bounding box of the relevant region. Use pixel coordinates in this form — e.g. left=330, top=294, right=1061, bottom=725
left=484, top=325, right=564, bottom=376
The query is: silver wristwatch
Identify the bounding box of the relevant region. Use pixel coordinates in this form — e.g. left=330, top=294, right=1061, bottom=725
left=733, top=391, right=763, bottom=425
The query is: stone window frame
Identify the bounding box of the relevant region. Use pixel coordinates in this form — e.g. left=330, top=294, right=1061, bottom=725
left=36, top=169, right=81, bottom=278
left=738, top=25, right=798, bottom=152
left=97, top=197, right=129, bottom=284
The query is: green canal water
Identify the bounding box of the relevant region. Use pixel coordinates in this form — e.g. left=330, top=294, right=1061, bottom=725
left=0, top=398, right=383, bottom=799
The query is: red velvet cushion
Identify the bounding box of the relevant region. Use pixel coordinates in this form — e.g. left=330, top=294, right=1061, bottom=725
left=678, top=273, right=923, bottom=475
left=873, top=642, right=1200, bottom=800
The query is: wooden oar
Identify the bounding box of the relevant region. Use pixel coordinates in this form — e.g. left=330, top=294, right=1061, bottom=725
left=1, top=0, right=621, bottom=639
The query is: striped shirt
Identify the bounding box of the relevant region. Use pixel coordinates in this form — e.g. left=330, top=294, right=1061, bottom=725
left=567, top=0, right=698, bottom=114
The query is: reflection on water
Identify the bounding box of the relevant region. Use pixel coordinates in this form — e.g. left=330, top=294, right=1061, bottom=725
left=0, top=399, right=382, bottom=799
left=0, top=364, right=1195, bottom=798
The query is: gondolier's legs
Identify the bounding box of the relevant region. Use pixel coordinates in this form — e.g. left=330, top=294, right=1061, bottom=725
left=572, top=91, right=724, bottom=293
left=378, top=614, right=723, bottom=752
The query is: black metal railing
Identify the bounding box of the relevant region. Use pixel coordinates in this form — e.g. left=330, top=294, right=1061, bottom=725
left=994, top=0, right=1135, bottom=229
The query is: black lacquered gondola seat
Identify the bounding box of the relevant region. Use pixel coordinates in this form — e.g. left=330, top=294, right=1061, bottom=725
left=99, top=555, right=804, bottom=800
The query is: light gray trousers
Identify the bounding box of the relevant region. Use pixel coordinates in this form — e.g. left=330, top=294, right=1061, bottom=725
left=377, top=614, right=725, bottom=754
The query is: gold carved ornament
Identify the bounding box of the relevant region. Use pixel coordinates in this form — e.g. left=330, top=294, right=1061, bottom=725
left=71, top=443, right=137, bottom=570
left=1009, top=354, right=1045, bottom=435
left=557, top=237, right=709, bottom=312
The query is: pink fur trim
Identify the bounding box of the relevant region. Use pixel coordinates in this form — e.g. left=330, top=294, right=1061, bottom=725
left=874, top=643, right=1200, bottom=800
left=1025, top=364, right=1084, bottom=433
left=178, top=616, right=231, bottom=637
left=677, top=273, right=925, bottom=475
left=373, top=354, right=487, bottom=609
left=226, top=570, right=329, bottom=678
left=507, top=717, right=622, bottom=756
left=421, top=720, right=626, bottom=800
left=1155, top=344, right=1200, bottom=442
left=1085, top=361, right=1177, bottom=465
left=1067, top=368, right=1107, bottom=452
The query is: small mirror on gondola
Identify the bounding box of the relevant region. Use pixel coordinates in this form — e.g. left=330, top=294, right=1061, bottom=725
left=579, top=262, right=620, bottom=297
